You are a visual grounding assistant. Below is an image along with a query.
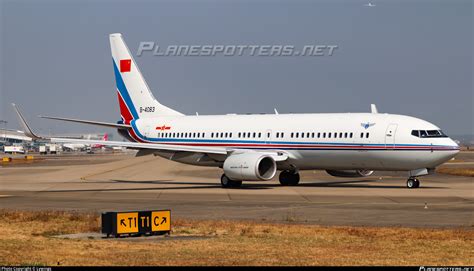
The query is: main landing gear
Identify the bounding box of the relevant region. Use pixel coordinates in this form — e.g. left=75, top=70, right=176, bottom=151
left=220, top=174, right=242, bottom=188
left=279, top=170, right=300, bottom=186
left=406, top=177, right=420, bottom=189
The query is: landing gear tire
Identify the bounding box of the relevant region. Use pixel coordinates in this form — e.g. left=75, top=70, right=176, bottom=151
left=220, top=174, right=242, bottom=188
left=407, top=177, right=420, bottom=189
left=279, top=170, right=300, bottom=186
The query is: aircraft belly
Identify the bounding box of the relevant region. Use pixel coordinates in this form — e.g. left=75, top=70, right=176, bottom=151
left=288, top=149, right=448, bottom=171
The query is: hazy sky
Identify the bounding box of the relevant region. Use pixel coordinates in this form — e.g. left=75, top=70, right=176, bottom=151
left=1, top=0, right=472, bottom=137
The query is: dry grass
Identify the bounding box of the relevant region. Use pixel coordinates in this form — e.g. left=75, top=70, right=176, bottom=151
left=436, top=167, right=474, bottom=177
left=0, top=210, right=472, bottom=266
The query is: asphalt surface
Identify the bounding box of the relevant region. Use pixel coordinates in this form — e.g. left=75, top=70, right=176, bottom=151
left=1, top=152, right=473, bottom=228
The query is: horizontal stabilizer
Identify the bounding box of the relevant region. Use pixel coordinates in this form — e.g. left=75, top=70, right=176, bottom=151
left=40, top=115, right=131, bottom=129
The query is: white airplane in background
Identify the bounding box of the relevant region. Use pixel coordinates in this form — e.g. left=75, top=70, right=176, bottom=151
left=364, top=2, right=376, bottom=7
left=62, top=133, right=109, bottom=151
left=13, top=33, right=459, bottom=189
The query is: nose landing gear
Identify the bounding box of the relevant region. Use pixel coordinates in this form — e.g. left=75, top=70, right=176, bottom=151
left=407, top=177, right=420, bottom=189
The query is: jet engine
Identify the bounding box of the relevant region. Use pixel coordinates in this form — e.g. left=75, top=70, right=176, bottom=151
left=326, top=169, right=374, bottom=178
left=223, top=153, right=277, bottom=181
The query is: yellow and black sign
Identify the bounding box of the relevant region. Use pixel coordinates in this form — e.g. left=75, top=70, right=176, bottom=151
left=101, top=210, right=171, bottom=237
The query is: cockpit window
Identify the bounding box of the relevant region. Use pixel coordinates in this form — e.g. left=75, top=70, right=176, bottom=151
left=411, top=130, right=448, bottom=138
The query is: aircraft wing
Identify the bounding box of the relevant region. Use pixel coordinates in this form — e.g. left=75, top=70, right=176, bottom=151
left=50, top=138, right=290, bottom=161
left=50, top=138, right=228, bottom=155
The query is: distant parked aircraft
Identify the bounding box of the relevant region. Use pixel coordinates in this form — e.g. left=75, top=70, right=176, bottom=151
left=62, top=133, right=108, bottom=151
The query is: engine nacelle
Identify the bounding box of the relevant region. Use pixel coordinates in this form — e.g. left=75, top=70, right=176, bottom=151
left=326, top=170, right=374, bottom=178
left=223, top=153, right=277, bottom=181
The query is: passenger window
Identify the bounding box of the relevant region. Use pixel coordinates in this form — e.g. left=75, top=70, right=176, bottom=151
left=328, top=133, right=331, bottom=138
left=340, top=132, right=343, bottom=138
left=296, top=133, right=299, bottom=138
left=291, top=133, right=294, bottom=138
left=344, top=133, right=348, bottom=138
left=366, top=133, right=369, bottom=138
left=318, top=133, right=321, bottom=138
left=301, top=133, right=305, bottom=138
left=253, top=132, right=256, bottom=138
left=281, top=133, right=284, bottom=138
left=323, top=132, right=326, bottom=138
left=311, top=132, right=315, bottom=138
left=360, top=132, right=364, bottom=138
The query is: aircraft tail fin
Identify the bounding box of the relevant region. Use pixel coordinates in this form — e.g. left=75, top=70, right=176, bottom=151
left=109, top=33, right=183, bottom=124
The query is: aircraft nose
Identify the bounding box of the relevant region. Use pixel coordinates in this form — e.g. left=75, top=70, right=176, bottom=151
left=449, top=138, right=460, bottom=152
left=443, top=138, right=460, bottom=159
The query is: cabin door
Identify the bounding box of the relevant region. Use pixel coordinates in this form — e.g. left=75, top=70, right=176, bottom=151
left=385, top=123, right=398, bottom=149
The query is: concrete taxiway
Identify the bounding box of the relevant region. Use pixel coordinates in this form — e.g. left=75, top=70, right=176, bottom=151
left=1, top=152, right=473, bottom=228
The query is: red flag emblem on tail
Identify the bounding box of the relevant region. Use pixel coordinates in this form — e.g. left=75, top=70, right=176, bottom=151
left=120, top=59, right=131, bottom=72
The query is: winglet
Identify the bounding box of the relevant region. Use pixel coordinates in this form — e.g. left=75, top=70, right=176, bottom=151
left=370, top=104, right=378, bottom=114
left=274, top=108, right=279, bottom=115
left=11, top=103, right=44, bottom=140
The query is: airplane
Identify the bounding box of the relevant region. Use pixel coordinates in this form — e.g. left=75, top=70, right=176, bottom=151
left=12, top=33, right=460, bottom=189
left=62, top=133, right=108, bottom=151
left=364, top=2, right=376, bottom=7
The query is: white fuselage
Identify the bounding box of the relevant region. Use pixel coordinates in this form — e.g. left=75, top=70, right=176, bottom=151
left=124, top=113, right=459, bottom=171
